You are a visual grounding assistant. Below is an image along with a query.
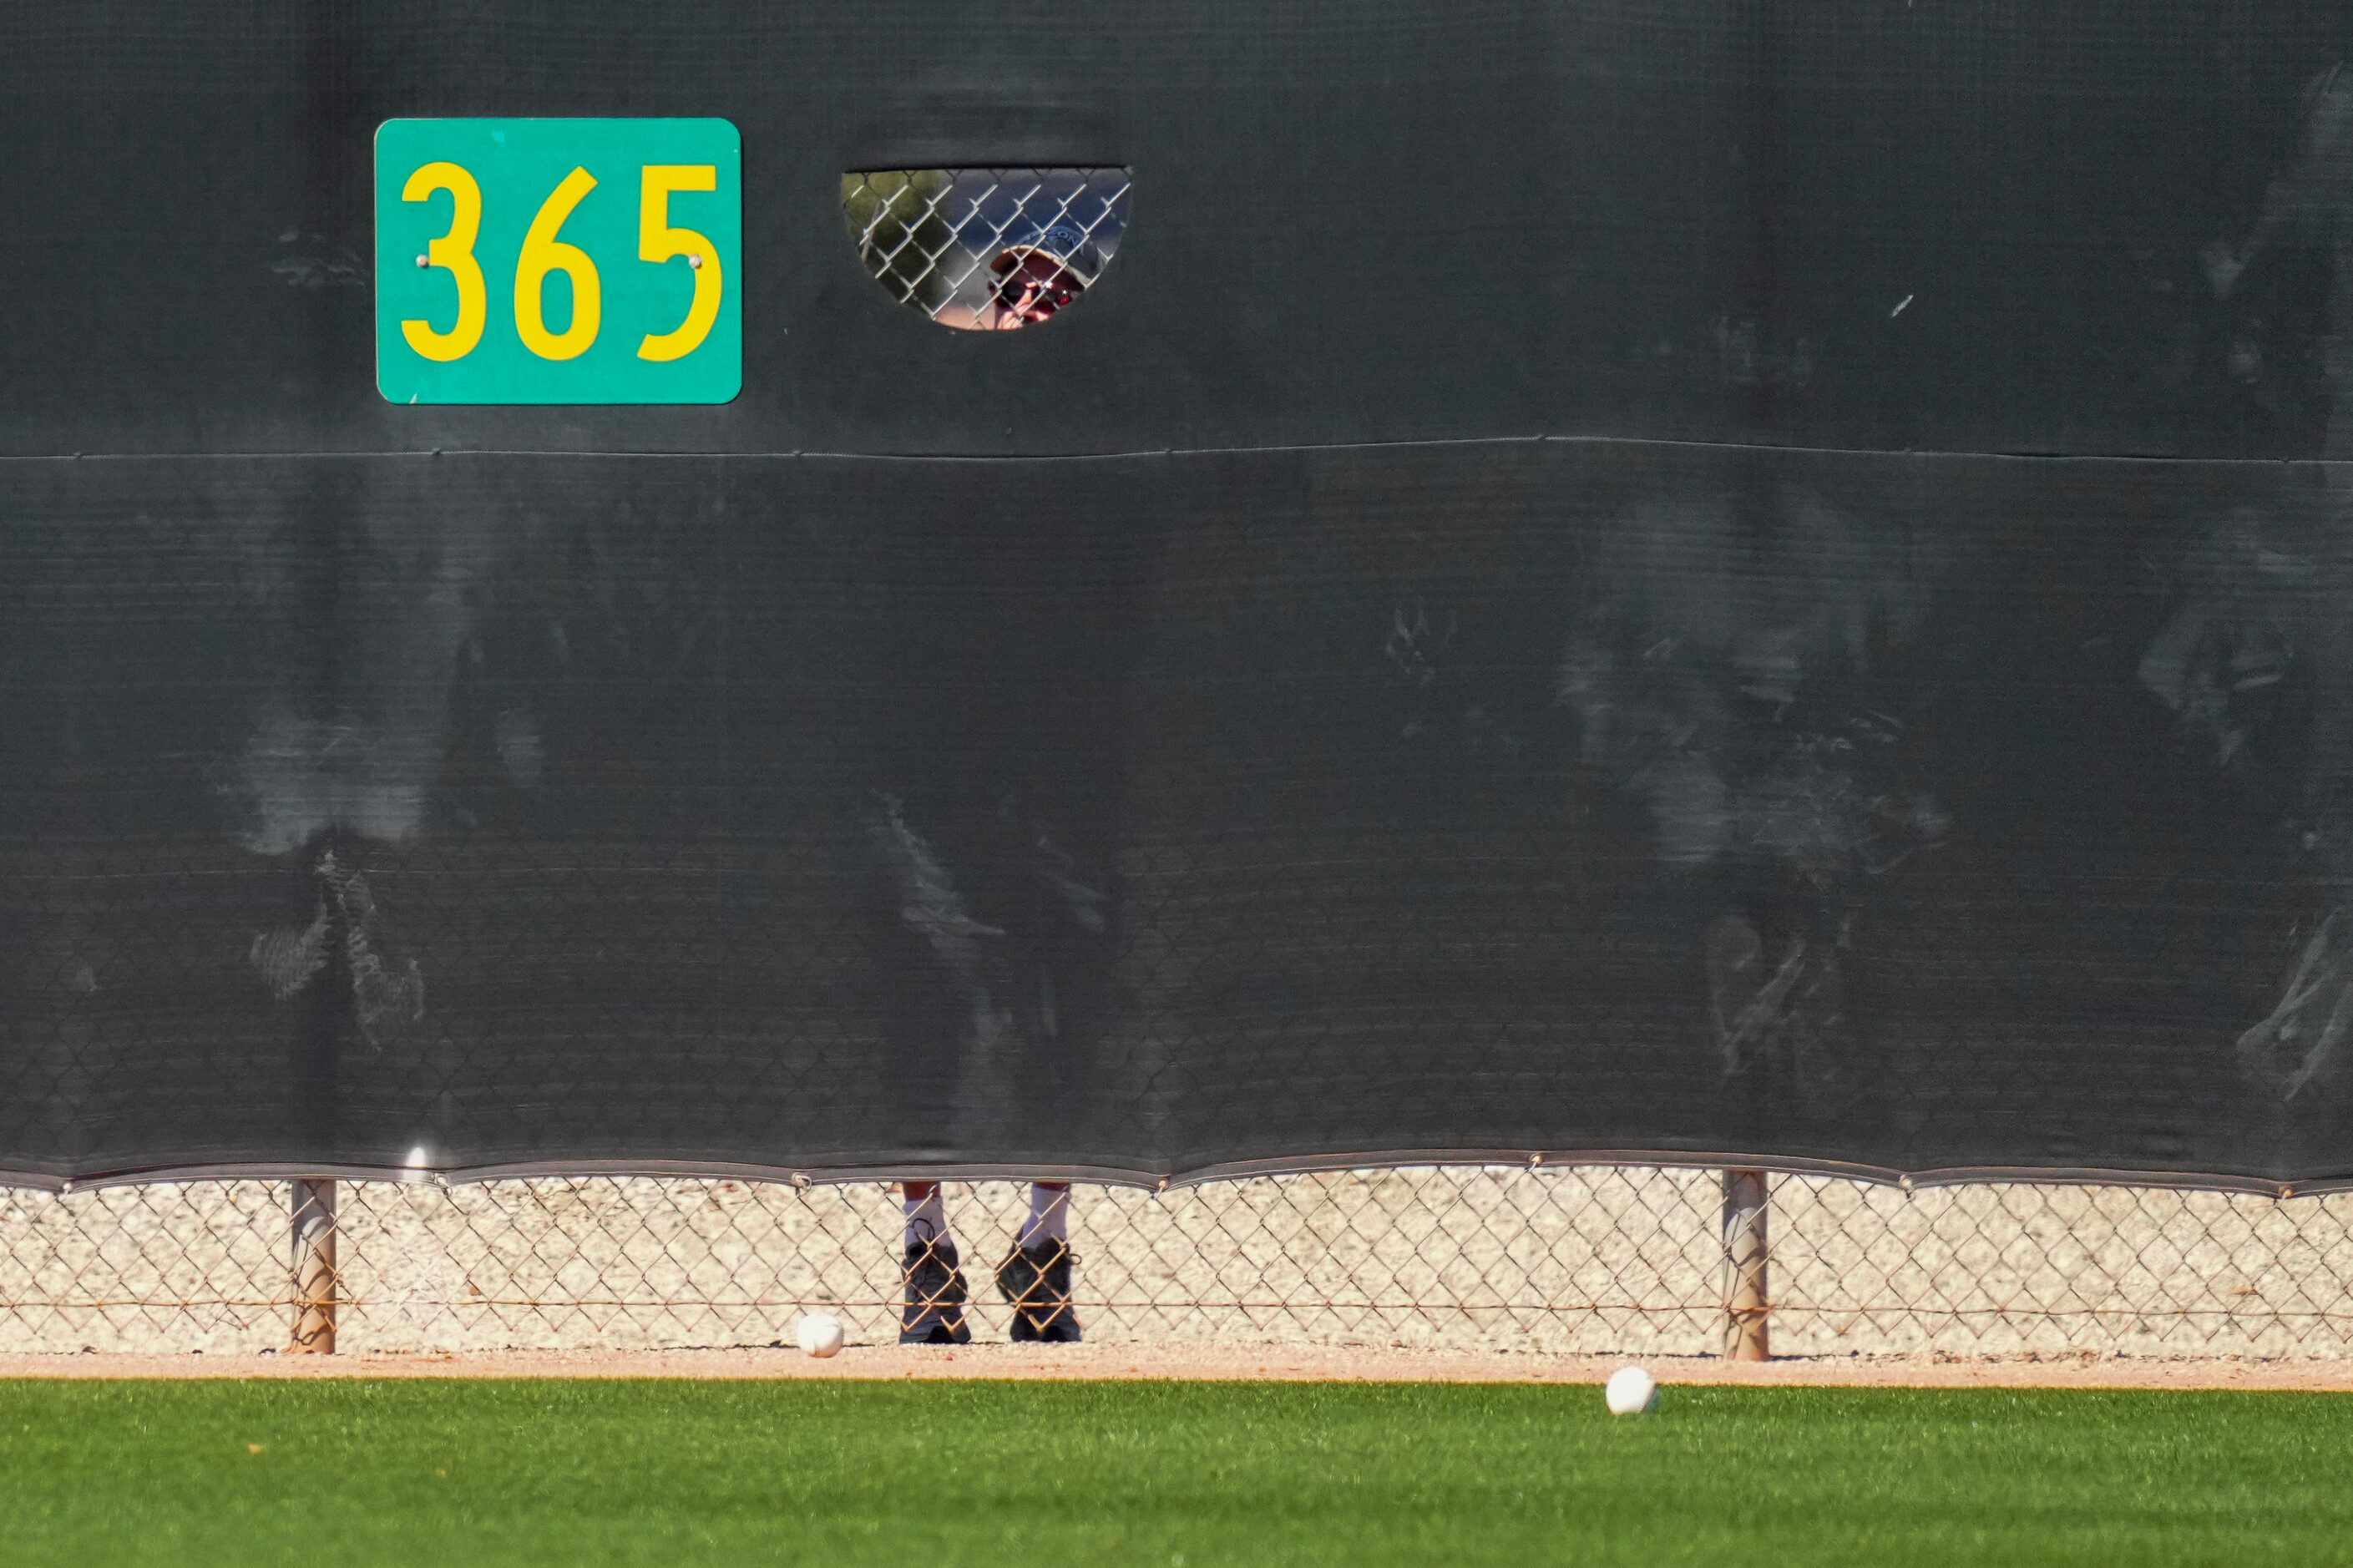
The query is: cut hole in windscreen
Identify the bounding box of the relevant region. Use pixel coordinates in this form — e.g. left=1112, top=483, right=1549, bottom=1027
left=842, top=167, right=1129, bottom=331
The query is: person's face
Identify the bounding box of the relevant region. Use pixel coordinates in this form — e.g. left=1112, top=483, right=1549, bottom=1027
left=991, top=250, right=1085, bottom=325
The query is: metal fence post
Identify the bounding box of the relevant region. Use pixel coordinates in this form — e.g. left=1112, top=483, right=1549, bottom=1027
left=1722, top=1167, right=1769, bottom=1360
left=290, top=1177, right=337, bottom=1353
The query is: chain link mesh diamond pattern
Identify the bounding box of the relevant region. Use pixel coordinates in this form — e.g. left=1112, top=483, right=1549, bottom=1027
left=842, top=168, right=1130, bottom=328
left=3, top=1170, right=2350, bottom=1358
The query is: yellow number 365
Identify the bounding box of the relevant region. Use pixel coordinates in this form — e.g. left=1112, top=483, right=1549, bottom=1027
left=378, top=119, right=740, bottom=404
left=401, top=162, right=725, bottom=364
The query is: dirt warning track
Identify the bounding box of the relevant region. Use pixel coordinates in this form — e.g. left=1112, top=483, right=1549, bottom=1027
left=0, top=1345, right=2346, bottom=1391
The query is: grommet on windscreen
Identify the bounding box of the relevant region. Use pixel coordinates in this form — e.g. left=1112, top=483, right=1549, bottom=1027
left=843, top=168, right=1129, bottom=331
left=375, top=119, right=742, bottom=403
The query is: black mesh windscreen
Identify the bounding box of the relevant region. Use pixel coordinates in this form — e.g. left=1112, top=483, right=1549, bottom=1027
left=3, top=1, right=2353, bottom=1183
left=2, top=0, right=2350, bottom=458
left=4, top=444, right=2350, bottom=1183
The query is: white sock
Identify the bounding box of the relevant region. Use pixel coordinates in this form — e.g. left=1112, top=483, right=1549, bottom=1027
left=1016, top=1184, right=1069, bottom=1250
left=903, top=1186, right=949, bottom=1252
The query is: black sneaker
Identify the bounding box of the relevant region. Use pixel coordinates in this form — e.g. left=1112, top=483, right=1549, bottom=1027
left=995, top=1239, right=1081, bottom=1343
left=900, top=1237, right=971, bottom=1345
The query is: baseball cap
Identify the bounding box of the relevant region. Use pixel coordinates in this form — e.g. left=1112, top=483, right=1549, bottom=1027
left=988, top=220, right=1106, bottom=287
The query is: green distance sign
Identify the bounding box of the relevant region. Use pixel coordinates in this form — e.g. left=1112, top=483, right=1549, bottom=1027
left=375, top=118, right=741, bottom=404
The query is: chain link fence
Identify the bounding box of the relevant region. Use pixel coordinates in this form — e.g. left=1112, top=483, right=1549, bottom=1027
left=842, top=167, right=1129, bottom=328
left=3, top=1168, right=2350, bottom=1359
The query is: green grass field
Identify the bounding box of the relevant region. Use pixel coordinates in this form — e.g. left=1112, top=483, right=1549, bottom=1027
left=0, top=1378, right=2347, bottom=1566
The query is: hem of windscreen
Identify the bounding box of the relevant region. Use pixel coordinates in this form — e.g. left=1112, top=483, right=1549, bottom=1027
left=0, top=1151, right=2343, bottom=1201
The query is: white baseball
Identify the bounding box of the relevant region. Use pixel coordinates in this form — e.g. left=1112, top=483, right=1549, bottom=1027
left=1604, top=1365, right=1657, bottom=1416
left=794, top=1312, right=845, bottom=1359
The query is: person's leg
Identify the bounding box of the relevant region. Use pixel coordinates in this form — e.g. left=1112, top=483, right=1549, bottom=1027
left=898, top=1181, right=970, bottom=1345
left=1015, top=1181, right=1069, bottom=1249
left=903, top=1180, right=949, bottom=1248
left=995, top=1181, right=1080, bottom=1343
